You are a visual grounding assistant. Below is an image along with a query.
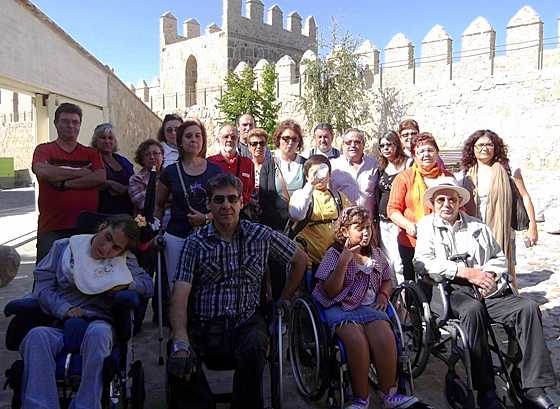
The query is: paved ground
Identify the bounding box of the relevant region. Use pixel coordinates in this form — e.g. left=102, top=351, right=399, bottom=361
left=1, top=185, right=559, bottom=408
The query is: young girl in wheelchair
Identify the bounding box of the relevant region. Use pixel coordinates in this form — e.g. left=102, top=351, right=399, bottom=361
left=313, top=206, right=418, bottom=409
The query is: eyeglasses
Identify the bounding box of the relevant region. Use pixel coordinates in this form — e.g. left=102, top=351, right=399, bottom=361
left=281, top=136, right=299, bottom=144
left=400, top=131, right=418, bottom=138
left=415, top=147, right=437, bottom=155
left=249, top=141, right=266, bottom=147
left=344, top=139, right=363, bottom=146
left=475, top=143, right=494, bottom=150
left=434, top=196, right=458, bottom=205
left=379, top=143, right=394, bottom=149
left=165, top=127, right=178, bottom=134
left=211, top=194, right=241, bottom=204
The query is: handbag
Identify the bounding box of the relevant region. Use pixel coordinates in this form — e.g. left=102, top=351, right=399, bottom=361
left=509, top=177, right=529, bottom=231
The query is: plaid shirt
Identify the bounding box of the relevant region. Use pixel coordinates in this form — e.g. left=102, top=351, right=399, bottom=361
left=176, top=220, right=297, bottom=323
left=313, top=246, right=391, bottom=311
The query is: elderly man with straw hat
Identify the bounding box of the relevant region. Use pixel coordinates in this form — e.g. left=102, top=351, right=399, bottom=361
left=414, top=177, right=556, bottom=409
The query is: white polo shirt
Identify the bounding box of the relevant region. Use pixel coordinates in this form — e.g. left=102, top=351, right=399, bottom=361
left=330, top=154, right=379, bottom=208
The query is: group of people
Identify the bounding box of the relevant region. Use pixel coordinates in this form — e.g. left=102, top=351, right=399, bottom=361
left=20, top=102, right=556, bottom=409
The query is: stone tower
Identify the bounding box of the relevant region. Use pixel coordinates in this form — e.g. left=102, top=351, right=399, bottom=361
left=150, top=0, right=317, bottom=112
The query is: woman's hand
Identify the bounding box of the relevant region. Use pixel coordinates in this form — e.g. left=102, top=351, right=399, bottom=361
left=527, top=222, right=538, bottom=247
left=405, top=222, right=417, bottom=238
left=373, top=292, right=388, bottom=311
left=65, top=307, right=84, bottom=318
left=187, top=206, right=207, bottom=227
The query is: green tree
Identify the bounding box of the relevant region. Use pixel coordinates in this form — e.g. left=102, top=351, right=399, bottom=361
left=216, top=64, right=280, bottom=139
left=299, top=22, right=370, bottom=135
left=217, top=67, right=261, bottom=123
left=257, top=63, right=281, bottom=136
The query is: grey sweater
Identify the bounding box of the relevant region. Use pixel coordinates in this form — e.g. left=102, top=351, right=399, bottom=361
left=33, top=239, right=154, bottom=321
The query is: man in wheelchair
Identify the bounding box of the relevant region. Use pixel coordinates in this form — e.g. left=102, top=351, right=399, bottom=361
left=414, top=178, right=556, bottom=409
left=16, top=214, right=154, bottom=409
left=167, top=174, right=307, bottom=409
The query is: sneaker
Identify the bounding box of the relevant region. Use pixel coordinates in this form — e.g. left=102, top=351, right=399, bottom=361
left=347, top=397, right=370, bottom=409
left=381, top=388, right=419, bottom=409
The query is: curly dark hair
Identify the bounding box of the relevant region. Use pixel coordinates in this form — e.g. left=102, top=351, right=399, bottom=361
left=134, top=139, right=163, bottom=167
left=332, top=206, right=379, bottom=253
left=460, top=130, right=510, bottom=171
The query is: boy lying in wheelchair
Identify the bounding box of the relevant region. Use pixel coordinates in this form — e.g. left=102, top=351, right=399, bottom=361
left=10, top=214, right=153, bottom=409
left=414, top=178, right=556, bottom=409
left=312, top=206, right=419, bottom=409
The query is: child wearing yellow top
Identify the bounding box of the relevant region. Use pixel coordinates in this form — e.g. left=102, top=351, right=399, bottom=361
left=288, top=155, right=352, bottom=265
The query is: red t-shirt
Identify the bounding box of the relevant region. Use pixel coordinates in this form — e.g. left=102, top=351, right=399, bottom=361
left=32, top=141, right=104, bottom=233
left=207, top=153, right=255, bottom=205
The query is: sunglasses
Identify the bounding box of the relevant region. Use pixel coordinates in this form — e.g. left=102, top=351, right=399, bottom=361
left=281, top=136, right=299, bottom=143
left=211, top=194, right=241, bottom=204
left=379, top=143, right=394, bottom=149
left=249, top=141, right=266, bottom=147
left=434, top=196, right=458, bottom=205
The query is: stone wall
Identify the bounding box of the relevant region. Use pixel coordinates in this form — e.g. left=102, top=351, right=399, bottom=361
left=0, top=120, right=35, bottom=170
left=0, top=0, right=161, bottom=171
left=134, top=0, right=316, bottom=117
left=181, top=5, right=560, bottom=171
left=106, top=75, right=162, bottom=163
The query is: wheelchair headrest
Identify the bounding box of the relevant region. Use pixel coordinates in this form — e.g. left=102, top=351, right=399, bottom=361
left=75, top=211, right=112, bottom=234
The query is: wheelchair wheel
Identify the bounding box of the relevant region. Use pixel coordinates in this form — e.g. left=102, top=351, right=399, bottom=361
left=270, top=310, right=284, bottom=409
left=289, top=296, right=329, bottom=401
left=444, top=322, right=475, bottom=409
left=129, top=360, right=145, bottom=409
left=391, top=280, right=432, bottom=378
left=326, top=359, right=347, bottom=409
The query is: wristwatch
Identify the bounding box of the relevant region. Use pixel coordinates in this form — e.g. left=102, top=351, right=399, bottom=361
left=172, top=339, right=190, bottom=354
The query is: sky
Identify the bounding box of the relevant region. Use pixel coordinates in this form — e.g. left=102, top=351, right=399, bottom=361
left=31, top=1, right=560, bottom=85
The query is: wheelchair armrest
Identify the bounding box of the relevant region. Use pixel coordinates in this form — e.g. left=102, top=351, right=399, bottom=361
left=113, top=290, right=140, bottom=310
left=4, top=297, right=41, bottom=317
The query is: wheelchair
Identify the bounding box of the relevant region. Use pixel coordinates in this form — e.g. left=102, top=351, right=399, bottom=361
left=4, top=291, right=145, bottom=409
left=4, top=212, right=147, bottom=409
left=165, top=293, right=287, bottom=409
left=288, top=268, right=422, bottom=409
left=392, top=259, right=525, bottom=408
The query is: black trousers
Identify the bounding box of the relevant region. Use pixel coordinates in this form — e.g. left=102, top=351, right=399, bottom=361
left=168, top=312, right=269, bottom=409
left=449, top=288, right=556, bottom=392
left=399, top=244, right=432, bottom=301
left=36, top=229, right=75, bottom=264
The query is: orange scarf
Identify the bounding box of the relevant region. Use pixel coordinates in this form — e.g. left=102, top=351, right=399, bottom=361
left=410, top=162, right=445, bottom=222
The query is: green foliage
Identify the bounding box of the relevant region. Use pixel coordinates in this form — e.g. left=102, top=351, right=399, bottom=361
left=371, top=87, right=409, bottom=137
left=216, top=64, right=281, bottom=139
left=217, top=68, right=260, bottom=123
left=299, top=22, right=370, bottom=135
left=258, top=64, right=281, bottom=136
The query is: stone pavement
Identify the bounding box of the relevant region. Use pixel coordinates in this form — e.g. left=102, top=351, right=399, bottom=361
left=1, top=202, right=559, bottom=408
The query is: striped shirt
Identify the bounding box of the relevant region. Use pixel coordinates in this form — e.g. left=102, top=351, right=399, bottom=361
left=176, top=220, right=297, bottom=323
left=313, top=246, right=392, bottom=311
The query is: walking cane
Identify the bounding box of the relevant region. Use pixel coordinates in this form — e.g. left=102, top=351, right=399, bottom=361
left=157, top=233, right=165, bottom=366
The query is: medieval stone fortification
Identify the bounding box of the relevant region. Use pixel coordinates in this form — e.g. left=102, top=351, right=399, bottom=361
left=134, top=3, right=560, bottom=170
left=133, top=0, right=317, bottom=113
